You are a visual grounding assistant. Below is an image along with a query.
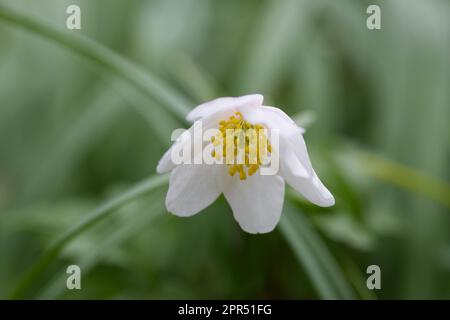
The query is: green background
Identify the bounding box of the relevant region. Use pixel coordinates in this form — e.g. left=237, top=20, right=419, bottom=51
left=0, top=0, right=449, bottom=299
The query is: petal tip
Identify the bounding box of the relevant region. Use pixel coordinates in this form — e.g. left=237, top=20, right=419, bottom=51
left=238, top=222, right=277, bottom=234
left=246, top=93, right=264, bottom=105
left=156, top=160, right=171, bottom=174
left=156, top=163, right=164, bottom=174
left=165, top=198, right=197, bottom=217
left=319, top=195, right=335, bottom=207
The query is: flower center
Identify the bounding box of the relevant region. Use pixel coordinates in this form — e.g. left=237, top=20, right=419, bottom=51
left=210, top=112, right=272, bottom=180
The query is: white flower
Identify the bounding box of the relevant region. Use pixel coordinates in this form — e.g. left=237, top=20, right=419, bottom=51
left=157, top=94, right=335, bottom=234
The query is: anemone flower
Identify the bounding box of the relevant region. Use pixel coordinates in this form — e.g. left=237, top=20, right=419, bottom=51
left=157, top=94, right=334, bottom=234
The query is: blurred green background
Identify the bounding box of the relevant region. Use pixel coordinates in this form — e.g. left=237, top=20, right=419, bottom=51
left=0, top=0, right=449, bottom=299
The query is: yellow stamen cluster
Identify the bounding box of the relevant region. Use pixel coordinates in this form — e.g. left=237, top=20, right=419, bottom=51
left=210, top=112, right=272, bottom=180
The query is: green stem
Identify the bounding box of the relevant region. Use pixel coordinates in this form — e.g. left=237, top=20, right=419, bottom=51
left=0, top=4, right=191, bottom=120
left=10, top=174, right=169, bottom=299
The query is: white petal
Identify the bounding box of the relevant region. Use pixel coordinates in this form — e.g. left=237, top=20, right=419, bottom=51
left=186, top=94, right=263, bottom=122
left=156, top=112, right=225, bottom=174
left=243, top=106, right=334, bottom=207
left=156, top=147, right=176, bottom=174
left=279, top=133, right=334, bottom=207
left=283, top=167, right=335, bottom=207
left=242, top=105, right=304, bottom=141
left=166, top=164, right=229, bottom=217
left=156, top=128, right=194, bottom=174
left=223, top=174, right=285, bottom=234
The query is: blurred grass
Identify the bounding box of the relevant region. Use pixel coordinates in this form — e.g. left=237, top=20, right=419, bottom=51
left=10, top=174, right=168, bottom=299
left=0, top=5, right=356, bottom=298
left=280, top=203, right=355, bottom=299
left=0, top=2, right=191, bottom=119
left=0, top=0, right=449, bottom=299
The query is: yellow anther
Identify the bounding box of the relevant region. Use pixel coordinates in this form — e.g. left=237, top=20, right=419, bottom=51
left=214, top=112, right=271, bottom=181
left=248, top=164, right=259, bottom=176
left=238, top=165, right=246, bottom=180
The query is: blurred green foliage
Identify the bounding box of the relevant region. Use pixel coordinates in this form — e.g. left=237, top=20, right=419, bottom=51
left=0, top=0, right=449, bottom=299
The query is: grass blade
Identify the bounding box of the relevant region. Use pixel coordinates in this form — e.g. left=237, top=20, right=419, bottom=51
left=38, top=194, right=165, bottom=299
left=0, top=3, right=191, bottom=120
left=9, top=174, right=169, bottom=299
left=340, top=147, right=450, bottom=210
left=279, top=202, right=355, bottom=299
